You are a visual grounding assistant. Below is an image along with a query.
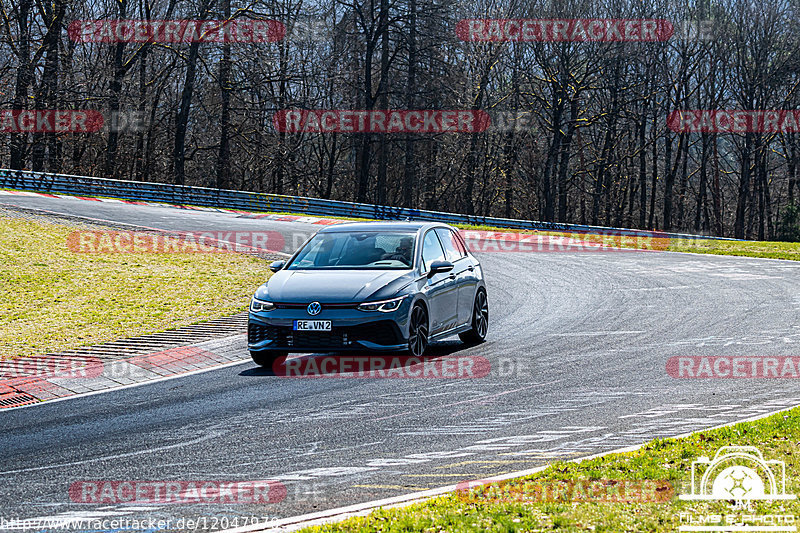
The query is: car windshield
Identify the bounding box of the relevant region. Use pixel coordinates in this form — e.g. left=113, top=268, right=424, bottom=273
left=287, top=231, right=417, bottom=270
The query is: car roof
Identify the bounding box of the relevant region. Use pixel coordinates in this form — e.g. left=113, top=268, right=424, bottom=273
left=317, top=221, right=450, bottom=233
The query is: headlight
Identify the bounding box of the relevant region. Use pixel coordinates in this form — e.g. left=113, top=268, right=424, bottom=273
left=357, top=295, right=406, bottom=312
left=250, top=298, right=276, bottom=312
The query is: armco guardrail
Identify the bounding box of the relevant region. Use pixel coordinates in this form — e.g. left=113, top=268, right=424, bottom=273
left=0, top=168, right=737, bottom=241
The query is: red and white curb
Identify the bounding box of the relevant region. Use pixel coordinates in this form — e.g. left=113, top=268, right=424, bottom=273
left=0, top=338, right=248, bottom=410
left=219, top=404, right=800, bottom=533
left=237, top=212, right=343, bottom=225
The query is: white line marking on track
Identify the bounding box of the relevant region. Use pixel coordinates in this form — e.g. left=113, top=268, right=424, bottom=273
left=550, top=331, right=644, bottom=336
left=0, top=431, right=225, bottom=476
left=627, top=285, right=699, bottom=291
left=219, top=401, right=800, bottom=533
left=374, top=381, right=558, bottom=422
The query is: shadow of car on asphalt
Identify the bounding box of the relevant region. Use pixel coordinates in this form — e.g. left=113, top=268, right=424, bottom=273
left=239, top=339, right=484, bottom=377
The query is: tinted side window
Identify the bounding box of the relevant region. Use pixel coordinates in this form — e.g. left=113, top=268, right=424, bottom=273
left=421, top=230, right=446, bottom=271
left=435, top=228, right=464, bottom=262
left=452, top=231, right=469, bottom=256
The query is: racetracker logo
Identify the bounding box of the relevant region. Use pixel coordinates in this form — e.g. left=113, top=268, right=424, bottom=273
left=67, top=230, right=285, bottom=254
left=456, top=479, right=674, bottom=503
left=68, top=19, right=285, bottom=43
left=273, top=110, right=491, bottom=133
left=273, top=355, right=490, bottom=378
left=0, top=110, right=147, bottom=133
left=1, top=110, right=103, bottom=133
left=459, top=230, right=670, bottom=253
left=485, top=111, right=537, bottom=132
left=667, top=356, right=800, bottom=378
left=1, top=356, right=103, bottom=379
left=455, top=19, right=673, bottom=42
left=668, top=110, right=800, bottom=133
left=69, top=480, right=286, bottom=504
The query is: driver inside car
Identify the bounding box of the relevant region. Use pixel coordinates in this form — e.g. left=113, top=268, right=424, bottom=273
left=382, top=236, right=413, bottom=265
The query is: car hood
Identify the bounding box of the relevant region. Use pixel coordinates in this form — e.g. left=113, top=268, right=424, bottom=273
left=261, top=269, right=414, bottom=303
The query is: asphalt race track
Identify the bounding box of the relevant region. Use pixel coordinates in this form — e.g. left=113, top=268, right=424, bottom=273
left=2, top=195, right=800, bottom=530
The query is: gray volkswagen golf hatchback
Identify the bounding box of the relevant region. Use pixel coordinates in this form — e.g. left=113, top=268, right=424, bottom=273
left=247, top=221, right=488, bottom=367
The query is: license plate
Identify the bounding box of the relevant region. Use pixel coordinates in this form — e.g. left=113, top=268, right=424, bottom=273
left=293, top=320, right=332, bottom=331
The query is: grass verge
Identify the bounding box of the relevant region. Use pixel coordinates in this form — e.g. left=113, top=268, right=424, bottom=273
left=667, top=237, right=800, bottom=261
left=301, top=408, right=800, bottom=532
left=0, top=214, right=271, bottom=359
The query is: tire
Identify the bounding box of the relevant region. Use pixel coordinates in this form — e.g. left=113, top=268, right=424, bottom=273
left=250, top=350, right=286, bottom=369
left=459, top=289, right=488, bottom=345
left=407, top=303, right=429, bottom=357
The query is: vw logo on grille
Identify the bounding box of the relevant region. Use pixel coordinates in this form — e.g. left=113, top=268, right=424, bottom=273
left=307, top=301, right=322, bottom=316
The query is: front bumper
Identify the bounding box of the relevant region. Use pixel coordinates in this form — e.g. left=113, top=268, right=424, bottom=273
left=248, top=307, right=409, bottom=353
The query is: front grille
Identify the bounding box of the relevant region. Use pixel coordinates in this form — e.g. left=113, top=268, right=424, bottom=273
left=292, top=331, right=346, bottom=348
left=248, top=320, right=402, bottom=349
left=349, top=321, right=402, bottom=345
left=274, top=303, right=358, bottom=310
left=248, top=323, right=283, bottom=344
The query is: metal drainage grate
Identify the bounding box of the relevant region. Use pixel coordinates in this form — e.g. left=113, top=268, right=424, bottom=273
left=0, top=393, right=39, bottom=409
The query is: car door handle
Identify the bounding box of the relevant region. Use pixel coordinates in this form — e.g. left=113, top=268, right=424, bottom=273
left=467, top=265, right=474, bottom=271
left=448, top=273, right=456, bottom=279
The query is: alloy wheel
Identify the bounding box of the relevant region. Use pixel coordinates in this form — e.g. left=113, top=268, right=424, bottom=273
left=474, top=290, right=489, bottom=339
left=408, top=304, right=429, bottom=357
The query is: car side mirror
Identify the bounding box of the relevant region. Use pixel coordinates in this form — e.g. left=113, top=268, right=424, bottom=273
left=269, top=260, right=286, bottom=272
left=427, top=260, right=454, bottom=277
